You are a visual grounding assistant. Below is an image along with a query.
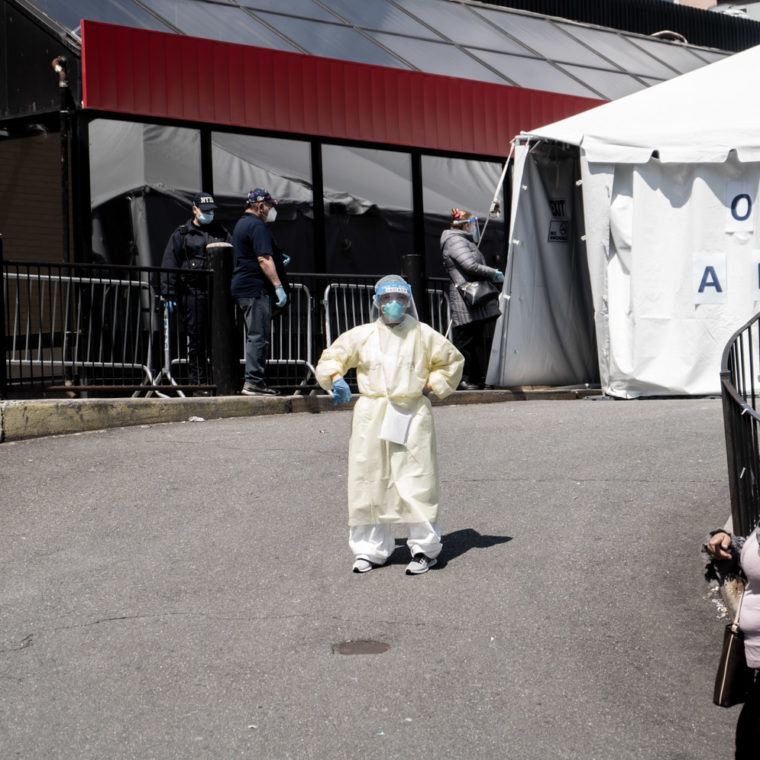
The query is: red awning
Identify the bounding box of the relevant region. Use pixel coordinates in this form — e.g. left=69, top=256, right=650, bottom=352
left=81, top=20, right=602, bottom=157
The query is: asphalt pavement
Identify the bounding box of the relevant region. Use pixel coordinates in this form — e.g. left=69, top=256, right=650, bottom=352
left=0, top=397, right=736, bottom=759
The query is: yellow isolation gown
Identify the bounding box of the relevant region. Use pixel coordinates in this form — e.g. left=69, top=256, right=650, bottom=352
left=316, top=315, right=463, bottom=526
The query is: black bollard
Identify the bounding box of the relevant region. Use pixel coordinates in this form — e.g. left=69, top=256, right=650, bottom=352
left=207, top=242, right=237, bottom=396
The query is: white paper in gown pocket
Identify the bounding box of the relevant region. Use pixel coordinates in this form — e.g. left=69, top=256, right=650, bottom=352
left=378, top=403, right=414, bottom=445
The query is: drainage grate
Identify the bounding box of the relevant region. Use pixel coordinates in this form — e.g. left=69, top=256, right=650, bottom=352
left=333, top=640, right=390, bottom=655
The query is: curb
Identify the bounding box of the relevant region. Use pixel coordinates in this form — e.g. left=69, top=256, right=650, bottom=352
left=0, top=387, right=600, bottom=443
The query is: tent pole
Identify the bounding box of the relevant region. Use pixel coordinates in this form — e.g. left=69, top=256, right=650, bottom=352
left=479, top=140, right=515, bottom=250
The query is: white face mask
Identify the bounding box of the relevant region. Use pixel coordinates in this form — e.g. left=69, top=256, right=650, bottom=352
left=265, top=206, right=277, bottom=223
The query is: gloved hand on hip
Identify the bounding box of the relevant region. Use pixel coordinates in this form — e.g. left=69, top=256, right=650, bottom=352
left=275, top=285, right=288, bottom=308
left=281, top=253, right=291, bottom=268
left=332, top=377, right=352, bottom=406
left=492, top=270, right=505, bottom=284
left=163, top=298, right=176, bottom=314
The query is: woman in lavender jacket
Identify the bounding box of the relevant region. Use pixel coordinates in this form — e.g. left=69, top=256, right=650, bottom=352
left=440, top=208, right=504, bottom=390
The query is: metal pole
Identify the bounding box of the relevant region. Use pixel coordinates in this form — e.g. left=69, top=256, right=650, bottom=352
left=201, top=128, right=214, bottom=196
left=52, top=56, right=71, bottom=263
left=163, top=302, right=174, bottom=385
left=0, top=234, right=7, bottom=397
left=311, top=142, right=326, bottom=273
left=401, top=252, right=429, bottom=325
left=208, top=242, right=236, bottom=395
left=479, top=142, right=514, bottom=250
left=410, top=150, right=426, bottom=273
left=721, top=371, right=743, bottom=534
left=72, top=114, right=92, bottom=262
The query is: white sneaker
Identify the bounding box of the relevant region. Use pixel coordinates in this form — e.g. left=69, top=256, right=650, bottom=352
left=352, top=558, right=374, bottom=573
left=405, top=554, right=437, bottom=575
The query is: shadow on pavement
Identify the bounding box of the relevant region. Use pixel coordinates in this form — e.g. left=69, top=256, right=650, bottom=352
left=391, top=528, right=513, bottom=567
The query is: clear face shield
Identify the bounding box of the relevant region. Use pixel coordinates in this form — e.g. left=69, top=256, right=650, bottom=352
left=371, top=276, right=418, bottom=324
left=464, top=216, right=480, bottom=244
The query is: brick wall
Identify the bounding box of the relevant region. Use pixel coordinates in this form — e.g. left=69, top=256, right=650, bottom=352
left=0, top=133, right=65, bottom=262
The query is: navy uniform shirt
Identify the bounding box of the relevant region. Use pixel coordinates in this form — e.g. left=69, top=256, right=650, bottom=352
left=231, top=212, right=274, bottom=298
left=160, top=218, right=231, bottom=297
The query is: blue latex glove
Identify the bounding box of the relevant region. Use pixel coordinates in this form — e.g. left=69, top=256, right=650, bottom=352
left=492, top=270, right=505, bottom=284
left=275, top=285, right=288, bottom=308
left=281, top=253, right=291, bottom=268
left=332, top=377, right=352, bottom=406
left=164, top=299, right=176, bottom=314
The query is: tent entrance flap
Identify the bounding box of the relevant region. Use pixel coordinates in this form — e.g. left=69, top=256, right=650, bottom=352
left=488, top=141, right=599, bottom=387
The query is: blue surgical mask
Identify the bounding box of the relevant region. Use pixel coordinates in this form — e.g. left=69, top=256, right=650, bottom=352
left=198, top=210, right=214, bottom=225
left=382, top=300, right=406, bottom=323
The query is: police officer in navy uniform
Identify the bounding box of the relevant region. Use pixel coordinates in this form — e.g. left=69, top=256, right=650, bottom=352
left=160, top=192, right=232, bottom=393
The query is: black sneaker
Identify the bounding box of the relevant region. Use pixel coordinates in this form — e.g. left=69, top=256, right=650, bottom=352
left=241, top=381, right=279, bottom=396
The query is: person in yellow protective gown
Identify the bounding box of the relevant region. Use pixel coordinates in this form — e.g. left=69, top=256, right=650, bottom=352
left=316, top=275, right=464, bottom=575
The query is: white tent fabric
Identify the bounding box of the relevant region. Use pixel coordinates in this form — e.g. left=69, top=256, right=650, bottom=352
left=581, top=154, right=760, bottom=397
left=532, top=45, right=760, bottom=164
left=489, top=45, right=760, bottom=397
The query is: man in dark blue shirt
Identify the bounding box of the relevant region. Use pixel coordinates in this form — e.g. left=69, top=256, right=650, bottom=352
left=231, top=188, right=288, bottom=396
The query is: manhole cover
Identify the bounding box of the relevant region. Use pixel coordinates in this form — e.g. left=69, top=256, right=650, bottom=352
left=333, top=640, right=390, bottom=655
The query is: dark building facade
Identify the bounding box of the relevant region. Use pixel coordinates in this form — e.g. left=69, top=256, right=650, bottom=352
left=0, top=0, right=748, bottom=281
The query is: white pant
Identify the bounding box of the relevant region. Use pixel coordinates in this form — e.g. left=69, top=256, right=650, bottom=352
left=349, top=521, right=442, bottom=565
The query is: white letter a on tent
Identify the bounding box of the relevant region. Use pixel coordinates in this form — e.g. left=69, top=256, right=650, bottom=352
left=698, top=266, right=722, bottom=293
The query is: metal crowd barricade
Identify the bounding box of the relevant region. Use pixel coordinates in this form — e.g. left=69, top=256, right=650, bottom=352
left=268, top=282, right=316, bottom=390
left=3, top=263, right=156, bottom=393
left=322, top=282, right=374, bottom=345
left=149, top=266, right=218, bottom=397
left=238, top=282, right=316, bottom=393
left=426, top=284, right=451, bottom=337
left=151, top=301, right=214, bottom=398
left=721, top=311, right=760, bottom=536
left=151, top=300, right=186, bottom=398
left=323, top=281, right=451, bottom=345
left=2, top=260, right=448, bottom=398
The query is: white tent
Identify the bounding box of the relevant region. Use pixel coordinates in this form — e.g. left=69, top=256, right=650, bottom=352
left=488, top=45, right=760, bottom=398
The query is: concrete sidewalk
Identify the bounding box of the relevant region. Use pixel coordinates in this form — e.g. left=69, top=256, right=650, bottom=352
left=0, top=387, right=597, bottom=442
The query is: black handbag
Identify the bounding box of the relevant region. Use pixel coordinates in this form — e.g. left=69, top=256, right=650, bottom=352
left=457, top=280, right=499, bottom=309
left=713, top=592, right=753, bottom=707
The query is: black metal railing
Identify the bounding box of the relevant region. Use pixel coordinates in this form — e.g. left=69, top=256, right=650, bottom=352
left=721, top=311, right=760, bottom=536
left=3, top=259, right=172, bottom=393
left=2, top=253, right=451, bottom=398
